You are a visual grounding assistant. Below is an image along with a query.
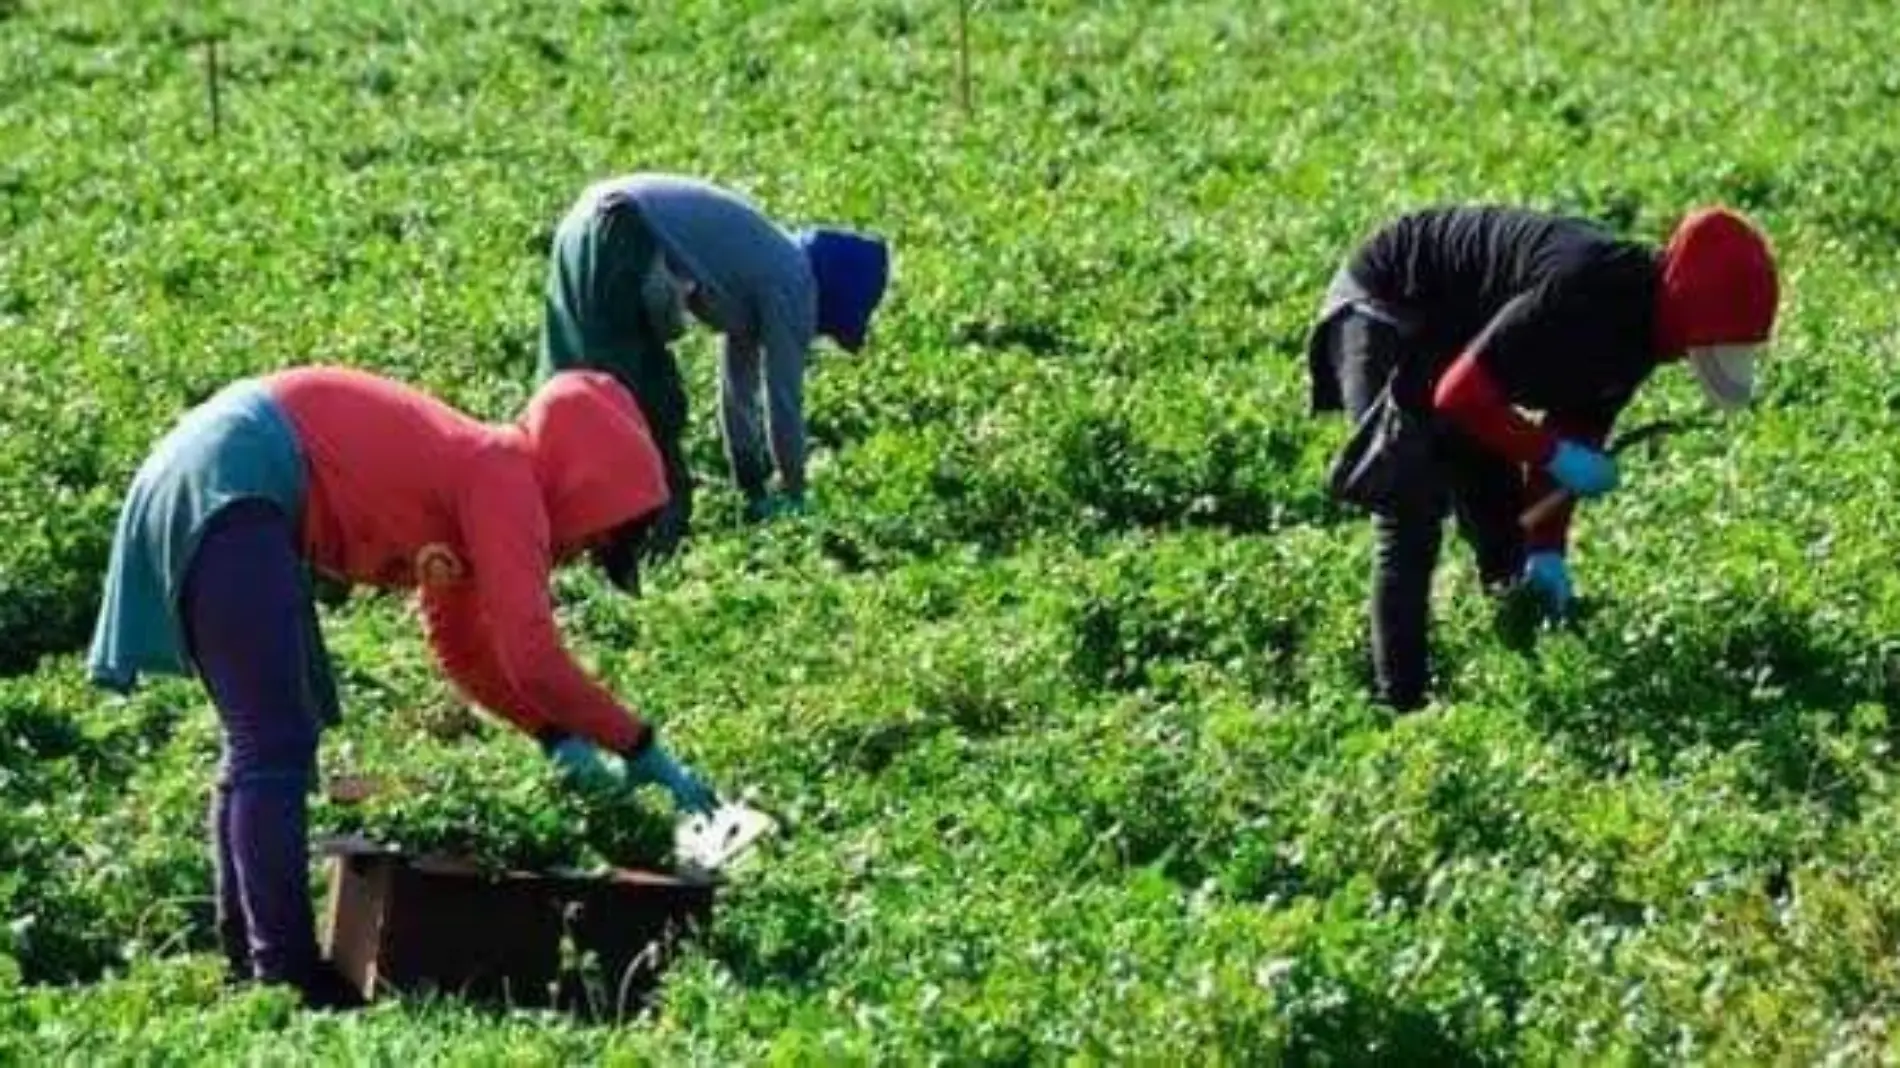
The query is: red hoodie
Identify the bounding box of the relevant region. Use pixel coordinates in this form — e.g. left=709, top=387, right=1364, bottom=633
left=267, top=367, right=670, bottom=752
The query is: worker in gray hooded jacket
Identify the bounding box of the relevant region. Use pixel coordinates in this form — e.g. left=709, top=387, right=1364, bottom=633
left=539, top=173, right=892, bottom=561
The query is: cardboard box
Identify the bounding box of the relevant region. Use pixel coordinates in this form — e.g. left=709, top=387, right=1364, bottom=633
left=316, top=836, right=715, bottom=1018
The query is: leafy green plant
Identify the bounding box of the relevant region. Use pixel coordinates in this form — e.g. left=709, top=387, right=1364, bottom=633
left=4, top=0, right=1900, bottom=1060
left=315, top=743, right=676, bottom=873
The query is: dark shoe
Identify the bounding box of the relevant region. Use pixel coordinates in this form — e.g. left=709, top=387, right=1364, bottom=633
left=1383, top=695, right=1429, bottom=716
left=285, top=961, right=367, bottom=1012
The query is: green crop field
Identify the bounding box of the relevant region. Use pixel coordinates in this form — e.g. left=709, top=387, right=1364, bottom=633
left=4, top=0, right=1900, bottom=1062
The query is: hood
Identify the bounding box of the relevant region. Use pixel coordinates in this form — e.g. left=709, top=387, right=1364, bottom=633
left=796, top=227, right=891, bottom=352
left=518, top=371, right=671, bottom=551
left=1654, top=206, right=1779, bottom=355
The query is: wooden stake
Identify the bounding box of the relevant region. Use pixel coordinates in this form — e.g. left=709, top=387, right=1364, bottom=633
left=1520, top=0, right=1534, bottom=85
left=957, top=0, right=972, bottom=115
left=205, top=38, right=222, bottom=139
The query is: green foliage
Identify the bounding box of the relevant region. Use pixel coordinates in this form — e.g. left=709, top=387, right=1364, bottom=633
left=315, top=731, right=676, bottom=873
left=3, top=0, right=1900, bottom=1061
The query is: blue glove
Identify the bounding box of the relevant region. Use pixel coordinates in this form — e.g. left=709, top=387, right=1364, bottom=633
left=547, top=736, right=625, bottom=791
left=626, top=742, right=719, bottom=816
left=1545, top=441, right=1619, bottom=498
left=1522, top=552, right=1575, bottom=617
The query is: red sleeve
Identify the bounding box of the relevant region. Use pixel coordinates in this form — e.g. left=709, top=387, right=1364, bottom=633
left=1433, top=350, right=1560, bottom=466
left=419, top=581, right=544, bottom=736
left=1523, top=408, right=1618, bottom=552
left=454, top=459, right=650, bottom=753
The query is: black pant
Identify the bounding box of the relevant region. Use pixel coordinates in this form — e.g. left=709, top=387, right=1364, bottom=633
left=1328, top=311, right=1526, bottom=710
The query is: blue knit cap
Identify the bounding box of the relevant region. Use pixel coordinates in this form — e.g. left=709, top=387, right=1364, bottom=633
left=796, top=228, right=890, bottom=352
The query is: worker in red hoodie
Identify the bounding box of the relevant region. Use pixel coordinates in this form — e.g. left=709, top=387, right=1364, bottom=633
left=88, top=367, right=718, bottom=1006
left=1306, top=206, right=1779, bottom=711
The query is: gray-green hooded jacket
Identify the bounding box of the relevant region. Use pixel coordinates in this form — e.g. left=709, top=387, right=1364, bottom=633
left=540, top=174, right=818, bottom=505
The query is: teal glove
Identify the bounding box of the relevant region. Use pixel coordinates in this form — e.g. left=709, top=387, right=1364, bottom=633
left=1522, top=551, right=1575, bottom=618
left=1545, top=441, right=1619, bottom=498
left=626, top=742, right=718, bottom=816
left=546, top=736, right=625, bottom=791
left=744, top=491, right=808, bottom=524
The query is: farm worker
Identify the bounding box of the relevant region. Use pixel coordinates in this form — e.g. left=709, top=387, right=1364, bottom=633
left=540, top=172, right=891, bottom=555
left=87, top=367, right=719, bottom=1006
left=1306, top=205, right=1778, bottom=711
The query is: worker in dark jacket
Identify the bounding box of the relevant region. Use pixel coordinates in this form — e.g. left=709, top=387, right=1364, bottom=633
left=1307, top=205, right=1779, bottom=711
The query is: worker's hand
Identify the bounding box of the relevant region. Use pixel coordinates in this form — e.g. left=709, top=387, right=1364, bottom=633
left=743, top=491, right=808, bottom=524
left=545, top=735, right=625, bottom=791
left=644, top=497, right=691, bottom=561
left=626, top=742, right=719, bottom=816
left=640, top=257, right=693, bottom=343
left=1545, top=441, right=1619, bottom=498
left=1522, top=551, right=1575, bottom=618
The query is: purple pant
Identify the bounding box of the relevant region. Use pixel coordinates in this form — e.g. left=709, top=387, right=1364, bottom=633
left=182, top=499, right=322, bottom=989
